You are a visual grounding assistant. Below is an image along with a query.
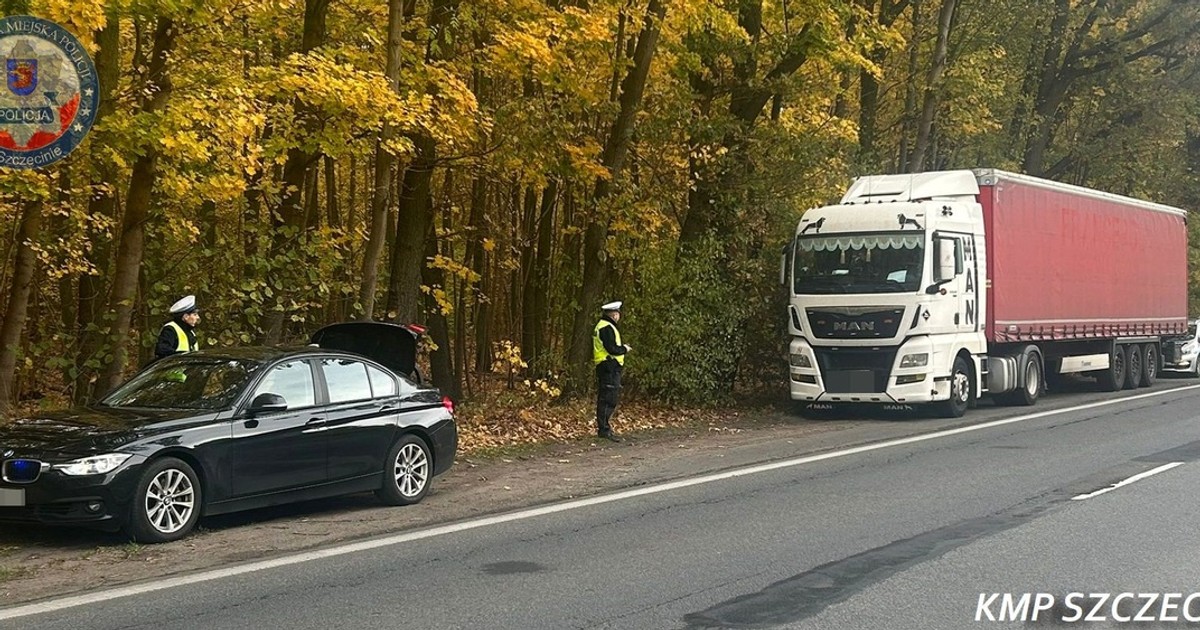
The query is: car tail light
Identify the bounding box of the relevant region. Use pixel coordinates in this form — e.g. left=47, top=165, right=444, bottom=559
left=405, top=324, right=428, bottom=336
left=441, top=396, right=455, bottom=414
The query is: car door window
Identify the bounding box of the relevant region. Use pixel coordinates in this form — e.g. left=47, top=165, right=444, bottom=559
left=322, top=359, right=372, bottom=403
left=253, top=360, right=316, bottom=408
left=366, top=365, right=397, bottom=398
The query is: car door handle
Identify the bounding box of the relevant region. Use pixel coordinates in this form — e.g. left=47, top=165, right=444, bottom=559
left=305, top=417, right=325, bottom=426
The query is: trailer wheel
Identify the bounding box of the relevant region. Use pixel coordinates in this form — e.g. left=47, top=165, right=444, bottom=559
left=1124, top=344, right=1142, bottom=390
left=1139, top=344, right=1158, bottom=387
left=937, top=356, right=971, bottom=418
left=1097, top=345, right=1126, bottom=392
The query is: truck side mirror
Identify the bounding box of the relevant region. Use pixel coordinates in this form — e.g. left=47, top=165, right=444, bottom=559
left=934, top=237, right=960, bottom=282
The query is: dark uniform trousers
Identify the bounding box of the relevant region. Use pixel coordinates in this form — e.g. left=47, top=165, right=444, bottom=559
left=595, top=358, right=623, bottom=434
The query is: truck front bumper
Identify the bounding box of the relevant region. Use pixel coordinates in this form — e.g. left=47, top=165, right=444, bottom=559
left=788, top=337, right=948, bottom=404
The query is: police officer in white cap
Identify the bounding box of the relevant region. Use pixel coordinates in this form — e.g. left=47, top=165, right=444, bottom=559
left=155, top=295, right=201, bottom=360
left=592, top=300, right=631, bottom=441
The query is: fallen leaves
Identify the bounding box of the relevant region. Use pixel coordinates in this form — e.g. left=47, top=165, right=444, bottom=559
left=455, top=377, right=748, bottom=455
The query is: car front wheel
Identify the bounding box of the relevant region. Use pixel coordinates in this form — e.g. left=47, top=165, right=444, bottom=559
left=126, top=457, right=202, bottom=544
left=376, top=434, right=432, bottom=506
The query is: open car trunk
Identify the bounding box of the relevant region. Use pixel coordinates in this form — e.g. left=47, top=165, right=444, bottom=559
left=311, top=322, right=424, bottom=383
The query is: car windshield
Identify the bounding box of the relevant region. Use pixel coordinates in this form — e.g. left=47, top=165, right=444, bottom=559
left=100, top=358, right=256, bottom=410
left=793, top=232, right=925, bottom=294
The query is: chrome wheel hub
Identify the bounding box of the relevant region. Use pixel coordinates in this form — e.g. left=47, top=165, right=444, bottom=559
left=145, top=468, right=195, bottom=534
left=393, top=443, right=430, bottom=498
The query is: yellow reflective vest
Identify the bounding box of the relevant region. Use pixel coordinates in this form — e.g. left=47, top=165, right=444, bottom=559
left=164, top=321, right=196, bottom=353
left=593, top=319, right=624, bottom=366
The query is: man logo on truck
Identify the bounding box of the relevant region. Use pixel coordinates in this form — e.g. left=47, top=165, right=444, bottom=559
left=834, top=321, right=874, bottom=332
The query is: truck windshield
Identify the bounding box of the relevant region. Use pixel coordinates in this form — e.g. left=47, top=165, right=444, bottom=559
left=793, top=232, right=924, bottom=294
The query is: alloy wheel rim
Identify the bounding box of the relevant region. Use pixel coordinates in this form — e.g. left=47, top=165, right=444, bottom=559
left=144, top=468, right=195, bottom=534
left=393, top=443, right=430, bottom=498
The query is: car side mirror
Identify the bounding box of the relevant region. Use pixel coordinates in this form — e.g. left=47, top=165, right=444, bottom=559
left=248, top=392, right=287, bottom=414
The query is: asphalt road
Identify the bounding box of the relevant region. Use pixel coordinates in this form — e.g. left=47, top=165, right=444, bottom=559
left=9, top=380, right=1200, bottom=629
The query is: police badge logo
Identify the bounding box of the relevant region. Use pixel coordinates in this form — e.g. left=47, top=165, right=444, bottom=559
left=6, top=58, right=37, bottom=95
left=0, top=16, right=98, bottom=169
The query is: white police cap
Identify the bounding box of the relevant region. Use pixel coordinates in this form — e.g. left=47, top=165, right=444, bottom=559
left=169, top=295, right=197, bottom=314
left=601, top=301, right=622, bottom=311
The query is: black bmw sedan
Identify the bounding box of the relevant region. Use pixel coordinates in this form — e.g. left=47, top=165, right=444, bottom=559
left=0, top=322, right=456, bottom=543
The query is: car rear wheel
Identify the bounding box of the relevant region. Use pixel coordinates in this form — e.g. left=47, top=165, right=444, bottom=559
left=126, top=457, right=202, bottom=544
left=376, top=434, right=432, bottom=506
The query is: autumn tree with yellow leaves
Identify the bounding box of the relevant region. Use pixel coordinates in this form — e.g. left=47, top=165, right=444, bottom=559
left=0, top=0, right=1198, bottom=414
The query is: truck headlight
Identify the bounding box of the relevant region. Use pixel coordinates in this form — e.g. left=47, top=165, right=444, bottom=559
left=789, top=353, right=812, bottom=368
left=899, top=353, right=929, bottom=368
left=53, top=453, right=132, bottom=476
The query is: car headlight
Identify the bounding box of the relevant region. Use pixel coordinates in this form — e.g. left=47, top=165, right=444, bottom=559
left=1184, top=342, right=1198, bottom=355
left=53, top=453, right=132, bottom=476
left=789, top=352, right=812, bottom=368
left=899, top=353, right=929, bottom=368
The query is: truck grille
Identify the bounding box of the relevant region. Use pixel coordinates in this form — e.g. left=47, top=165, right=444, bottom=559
left=814, top=347, right=897, bottom=393
left=807, top=308, right=905, bottom=339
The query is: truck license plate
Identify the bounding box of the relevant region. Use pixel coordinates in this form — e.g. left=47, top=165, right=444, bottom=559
left=0, top=487, right=25, bottom=507
left=826, top=369, right=875, bottom=392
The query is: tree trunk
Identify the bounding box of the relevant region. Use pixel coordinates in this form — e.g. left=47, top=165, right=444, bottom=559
left=387, top=0, right=457, bottom=324
left=530, top=180, right=557, bottom=371
left=73, top=15, right=122, bottom=403
left=260, top=0, right=330, bottom=344
left=0, top=201, right=43, bottom=414
left=518, top=185, right=538, bottom=359
left=93, top=17, right=177, bottom=398
left=421, top=214, right=457, bottom=398
left=467, top=176, right=491, bottom=373
left=324, top=155, right=339, bottom=229
left=385, top=140, right=434, bottom=323
left=567, top=0, right=667, bottom=388
left=898, top=0, right=922, bottom=170
left=908, top=0, right=957, bottom=173
left=358, top=0, right=404, bottom=320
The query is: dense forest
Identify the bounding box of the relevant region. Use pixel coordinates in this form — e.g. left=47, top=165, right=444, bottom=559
left=1, top=0, right=1199, bottom=414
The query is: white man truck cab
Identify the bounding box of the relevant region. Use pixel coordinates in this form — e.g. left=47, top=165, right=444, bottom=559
left=783, top=170, right=1188, bottom=418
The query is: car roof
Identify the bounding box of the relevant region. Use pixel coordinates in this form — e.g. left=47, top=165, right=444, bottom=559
left=170, top=345, right=373, bottom=365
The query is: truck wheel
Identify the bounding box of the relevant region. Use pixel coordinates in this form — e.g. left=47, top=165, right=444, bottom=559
left=1140, top=344, right=1158, bottom=387
left=937, top=356, right=971, bottom=418
left=997, top=350, right=1041, bottom=406
left=1124, top=344, right=1142, bottom=389
left=1097, top=345, right=1126, bottom=392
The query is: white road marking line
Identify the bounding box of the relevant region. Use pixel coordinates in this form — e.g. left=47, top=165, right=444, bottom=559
left=1071, top=462, right=1184, bottom=501
left=4, top=383, right=1200, bottom=620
